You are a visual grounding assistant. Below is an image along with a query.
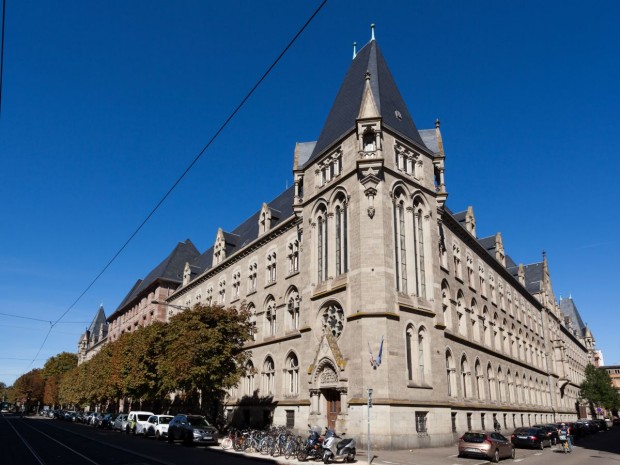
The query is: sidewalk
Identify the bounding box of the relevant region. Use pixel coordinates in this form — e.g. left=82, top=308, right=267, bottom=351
left=213, top=441, right=460, bottom=465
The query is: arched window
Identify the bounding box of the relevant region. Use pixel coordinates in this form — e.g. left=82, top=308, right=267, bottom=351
left=244, top=361, right=255, bottom=396
left=457, top=291, right=467, bottom=335
left=247, top=303, right=257, bottom=341
left=406, top=325, right=414, bottom=381
left=475, top=360, right=485, bottom=400
left=471, top=299, right=480, bottom=341
left=487, top=364, right=496, bottom=401
left=316, top=206, right=328, bottom=282
left=498, top=367, right=505, bottom=402
left=446, top=350, right=456, bottom=397
left=393, top=197, right=408, bottom=292
left=442, top=281, right=452, bottom=329
left=287, top=289, right=300, bottom=331
left=413, top=198, right=427, bottom=298
left=418, top=328, right=427, bottom=384
left=363, top=129, right=376, bottom=152
left=265, top=297, right=276, bottom=337
left=321, top=302, right=345, bottom=338
left=286, top=353, right=299, bottom=395
left=482, top=306, right=491, bottom=346
left=335, top=198, right=348, bottom=276
left=461, top=356, right=471, bottom=398
left=262, top=357, right=275, bottom=395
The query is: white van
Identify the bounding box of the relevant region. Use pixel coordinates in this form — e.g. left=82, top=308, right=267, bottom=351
left=127, top=410, right=155, bottom=435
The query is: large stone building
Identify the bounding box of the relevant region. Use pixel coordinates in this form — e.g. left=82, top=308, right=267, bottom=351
left=97, top=35, right=597, bottom=448
left=78, top=305, right=109, bottom=364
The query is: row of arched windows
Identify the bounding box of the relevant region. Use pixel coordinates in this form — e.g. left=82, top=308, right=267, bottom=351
left=446, top=349, right=550, bottom=406
left=246, top=287, right=300, bottom=340
left=441, top=281, right=547, bottom=370
left=242, top=353, right=300, bottom=397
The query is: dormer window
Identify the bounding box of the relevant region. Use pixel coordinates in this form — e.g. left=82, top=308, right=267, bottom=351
left=259, top=203, right=272, bottom=236
left=363, top=129, right=376, bottom=152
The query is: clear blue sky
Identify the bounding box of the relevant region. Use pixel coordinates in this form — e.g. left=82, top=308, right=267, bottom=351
left=1, top=1, right=619, bottom=386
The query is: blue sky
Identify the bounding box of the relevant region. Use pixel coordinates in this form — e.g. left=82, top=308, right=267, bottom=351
left=1, top=1, right=619, bottom=386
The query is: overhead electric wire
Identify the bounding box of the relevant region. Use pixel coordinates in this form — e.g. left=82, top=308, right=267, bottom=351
left=21, top=0, right=328, bottom=374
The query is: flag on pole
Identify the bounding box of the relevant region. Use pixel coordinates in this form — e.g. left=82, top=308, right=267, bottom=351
left=376, top=336, right=384, bottom=367
left=368, top=342, right=375, bottom=368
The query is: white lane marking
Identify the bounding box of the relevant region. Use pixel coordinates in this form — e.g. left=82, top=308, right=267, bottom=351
left=19, top=420, right=100, bottom=465
left=4, top=417, right=46, bottom=465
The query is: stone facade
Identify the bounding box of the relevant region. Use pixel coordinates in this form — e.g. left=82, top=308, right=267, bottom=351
left=162, top=39, right=597, bottom=448
left=78, top=305, right=108, bottom=364
left=95, top=37, right=598, bottom=448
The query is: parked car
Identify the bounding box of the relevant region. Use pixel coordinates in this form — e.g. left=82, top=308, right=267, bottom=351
left=127, top=411, right=155, bottom=435
left=113, top=413, right=128, bottom=432
left=533, top=424, right=559, bottom=445
left=98, top=413, right=117, bottom=429
left=510, top=427, right=552, bottom=449
left=144, top=414, right=174, bottom=440
left=167, top=414, right=218, bottom=445
left=458, top=431, right=515, bottom=462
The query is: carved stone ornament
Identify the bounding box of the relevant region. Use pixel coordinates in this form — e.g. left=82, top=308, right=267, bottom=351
left=367, top=206, right=375, bottom=218
left=319, top=367, right=338, bottom=384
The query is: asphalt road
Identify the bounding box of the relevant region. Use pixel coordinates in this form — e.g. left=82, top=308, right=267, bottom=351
left=0, top=414, right=281, bottom=465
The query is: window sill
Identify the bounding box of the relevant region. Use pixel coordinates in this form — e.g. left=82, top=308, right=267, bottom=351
left=247, top=289, right=257, bottom=297
left=407, top=382, right=433, bottom=390
left=265, top=281, right=276, bottom=289
left=286, top=270, right=300, bottom=279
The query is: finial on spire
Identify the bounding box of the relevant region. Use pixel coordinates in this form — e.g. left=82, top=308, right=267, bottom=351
left=370, top=23, right=376, bottom=41
left=435, top=118, right=441, bottom=129
left=353, top=41, right=357, bottom=59
left=364, top=70, right=371, bottom=81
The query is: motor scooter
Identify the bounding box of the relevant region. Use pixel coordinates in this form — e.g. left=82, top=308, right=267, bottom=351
left=321, top=428, right=356, bottom=463
left=297, top=425, right=324, bottom=461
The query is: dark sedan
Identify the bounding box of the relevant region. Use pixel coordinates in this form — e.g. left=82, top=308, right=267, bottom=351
left=167, top=414, right=218, bottom=445
left=510, top=427, right=552, bottom=449
left=533, top=424, right=559, bottom=445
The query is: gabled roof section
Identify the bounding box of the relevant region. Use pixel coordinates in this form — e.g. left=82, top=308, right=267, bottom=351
left=419, top=129, right=440, bottom=154
left=189, top=187, right=295, bottom=281
left=523, top=262, right=544, bottom=294
left=88, top=305, right=107, bottom=335
left=559, top=297, right=587, bottom=335
left=305, top=40, right=425, bottom=166
left=111, top=239, right=200, bottom=316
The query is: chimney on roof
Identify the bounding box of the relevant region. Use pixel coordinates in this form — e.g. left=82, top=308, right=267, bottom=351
left=465, top=206, right=476, bottom=238
left=518, top=264, right=525, bottom=286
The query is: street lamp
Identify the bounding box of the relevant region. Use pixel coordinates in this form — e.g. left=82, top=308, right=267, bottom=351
left=151, top=300, right=190, bottom=319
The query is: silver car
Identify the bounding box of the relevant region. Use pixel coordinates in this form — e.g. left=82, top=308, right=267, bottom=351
left=113, top=413, right=128, bottom=432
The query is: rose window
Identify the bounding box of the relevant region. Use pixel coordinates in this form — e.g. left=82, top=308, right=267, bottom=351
left=322, top=304, right=345, bottom=338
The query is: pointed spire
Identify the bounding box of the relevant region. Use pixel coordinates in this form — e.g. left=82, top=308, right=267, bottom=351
left=352, top=41, right=357, bottom=59
left=306, top=40, right=425, bottom=164
left=370, top=23, right=376, bottom=41
left=357, top=70, right=380, bottom=119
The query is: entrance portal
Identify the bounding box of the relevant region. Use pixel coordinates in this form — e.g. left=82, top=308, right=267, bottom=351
left=323, top=389, right=341, bottom=430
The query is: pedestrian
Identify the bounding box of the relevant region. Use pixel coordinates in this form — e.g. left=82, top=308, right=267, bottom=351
left=493, top=418, right=501, bottom=432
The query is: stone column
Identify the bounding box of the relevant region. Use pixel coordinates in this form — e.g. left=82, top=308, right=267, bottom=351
left=310, top=389, right=320, bottom=415
left=337, top=388, right=348, bottom=415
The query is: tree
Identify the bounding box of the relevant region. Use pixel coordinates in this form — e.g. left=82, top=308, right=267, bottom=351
left=12, top=369, right=45, bottom=408
left=42, top=352, right=78, bottom=406
left=580, top=364, right=620, bottom=412
left=158, top=304, right=253, bottom=413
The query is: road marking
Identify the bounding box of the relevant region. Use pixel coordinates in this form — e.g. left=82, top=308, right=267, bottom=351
left=3, top=417, right=46, bottom=465
left=19, top=420, right=100, bottom=465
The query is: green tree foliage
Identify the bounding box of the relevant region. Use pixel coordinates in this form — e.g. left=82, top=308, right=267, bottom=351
left=11, top=369, right=45, bottom=405
left=580, top=364, right=620, bottom=411
left=42, top=352, right=78, bottom=406
left=158, top=304, right=253, bottom=403
left=54, top=303, right=252, bottom=411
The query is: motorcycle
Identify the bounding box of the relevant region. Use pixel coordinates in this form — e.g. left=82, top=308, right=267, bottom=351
left=297, top=425, right=324, bottom=461
left=322, top=428, right=356, bottom=463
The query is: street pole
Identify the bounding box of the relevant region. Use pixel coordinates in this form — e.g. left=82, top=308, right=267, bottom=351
left=367, top=387, right=373, bottom=465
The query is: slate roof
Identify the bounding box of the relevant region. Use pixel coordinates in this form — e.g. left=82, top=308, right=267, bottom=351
left=419, top=129, right=439, bottom=155
left=477, top=235, right=496, bottom=254
left=189, top=186, right=295, bottom=282
left=523, top=262, right=544, bottom=294
left=305, top=40, right=426, bottom=166
left=109, top=239, right=200, bottom=320
left=559, top=297, right=587, bottom=335
left=87, top=305, right=107, bottom=335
